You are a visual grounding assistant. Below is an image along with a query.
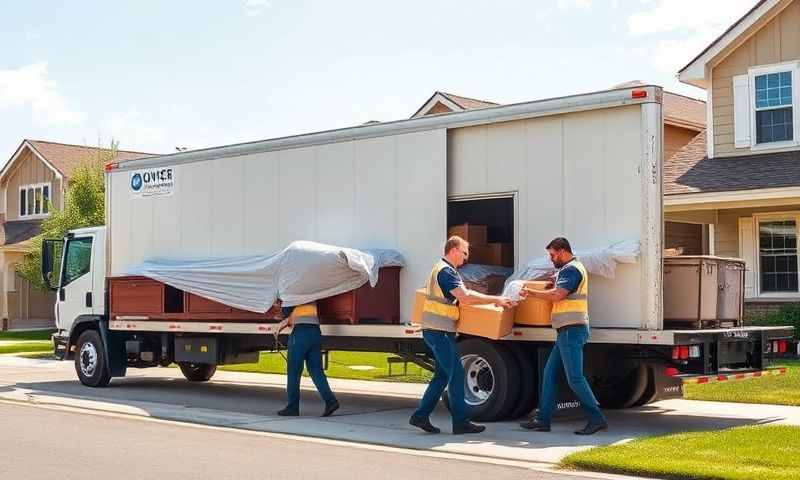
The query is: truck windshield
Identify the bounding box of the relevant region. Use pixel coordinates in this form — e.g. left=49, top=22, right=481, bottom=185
left=62, top=237, right=93, bottom=287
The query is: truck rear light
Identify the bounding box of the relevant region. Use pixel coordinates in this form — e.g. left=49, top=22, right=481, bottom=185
left=689, top=345, right=701, bottom=358
left=104, top=162, right=118, bottom=172
left=664, top=367, right=680, bottom=377
left=672, top=345, right=691, bottom=360
left=631, top=89, right=647, bottom=99
left=679, top=345, right=689, bottom=359
left=672, top=346, right=680, bottom=360
left=779, top=340, right=787, bottom=353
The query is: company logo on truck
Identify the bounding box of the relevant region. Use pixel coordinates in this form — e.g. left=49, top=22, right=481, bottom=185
left=130, top=168, right=175, bottom=198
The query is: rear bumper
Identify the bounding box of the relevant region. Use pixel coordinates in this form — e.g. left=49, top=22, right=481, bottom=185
left=680, top=367, right=787, bottom=385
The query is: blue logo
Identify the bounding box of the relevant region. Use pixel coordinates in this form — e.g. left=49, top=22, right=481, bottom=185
left=131, top=173, right=143, bottom=191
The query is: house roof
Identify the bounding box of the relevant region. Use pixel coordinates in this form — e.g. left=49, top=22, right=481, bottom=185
left=663, top=92, right=706, bottom=130
left=665, top=130, right=800, bottom=195
left=411, top=91, right=499, bottom=117
left=1, top=219, right=43, bottom=246
left=0, top=139, right=156, bottom=183
left=678, top=0, right=790, bottom=87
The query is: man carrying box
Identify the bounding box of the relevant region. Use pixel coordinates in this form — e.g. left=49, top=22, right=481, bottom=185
left=409, top=235, right=516, bottom=435
left=519, top=237, right=608, bottom=435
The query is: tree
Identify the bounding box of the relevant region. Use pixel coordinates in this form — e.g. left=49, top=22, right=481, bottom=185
left=17, top=142, right=117, bottom=290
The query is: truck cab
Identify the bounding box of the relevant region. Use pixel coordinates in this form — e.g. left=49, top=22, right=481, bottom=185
left=43, top=226, right=107, bottom=369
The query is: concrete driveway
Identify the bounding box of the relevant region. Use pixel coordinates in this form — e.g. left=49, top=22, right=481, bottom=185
left=1, top=355, right=799, bottom=466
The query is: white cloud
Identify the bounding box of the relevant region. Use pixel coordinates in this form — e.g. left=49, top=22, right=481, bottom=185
left=627, top=0, right=755, bottom=73
left=104, top=108, right=166, bottom=151
left=244, top=0, right=270, bottom=17
left=558, top=0, right=592, bottom=10
left=0, top=62, right=83, bottom=126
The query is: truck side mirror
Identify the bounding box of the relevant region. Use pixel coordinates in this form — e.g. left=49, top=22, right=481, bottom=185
left=41, top=239, right=63, bottom=291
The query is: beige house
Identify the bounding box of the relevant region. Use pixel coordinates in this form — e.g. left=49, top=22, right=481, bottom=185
left=0, top=140, right=151, bottom=330
left=667, top=0, right=800, bottom=315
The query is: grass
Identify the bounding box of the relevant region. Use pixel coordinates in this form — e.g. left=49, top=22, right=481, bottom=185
left=561, top=425, right=800, bottom=480
left=221, top=351, right=432, bottom=383
left=684, top=360, right=800, bottom=406
left=0, top=329, right=55, bottom=355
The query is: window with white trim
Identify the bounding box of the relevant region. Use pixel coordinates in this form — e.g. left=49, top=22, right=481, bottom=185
left=19, top=183, right=51, bottom=218
left=758, top=219, right=798, bottom=293
left=733, top=62, right=800, bottom=150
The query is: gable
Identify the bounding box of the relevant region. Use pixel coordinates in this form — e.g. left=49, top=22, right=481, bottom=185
left=426, top=101, right=455, bottom=115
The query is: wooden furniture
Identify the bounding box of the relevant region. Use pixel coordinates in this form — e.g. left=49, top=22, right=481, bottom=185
left=108, top=266, right=401, bottom=325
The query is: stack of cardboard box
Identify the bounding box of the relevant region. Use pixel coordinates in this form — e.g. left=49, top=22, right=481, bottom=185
left=448, top=223, right=513, bottom=267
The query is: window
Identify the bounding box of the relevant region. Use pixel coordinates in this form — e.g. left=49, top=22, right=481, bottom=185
left=759, top=220, right=798, bottom=293
left=754, top=71, right=793, bottom=144
left=61, top=237, right=92, bottom=287
left=18, top=183, right=51, bottom=218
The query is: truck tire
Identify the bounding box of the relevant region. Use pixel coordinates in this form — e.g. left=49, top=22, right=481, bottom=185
left=179, top=362, right=217, bottom=382
left=445, top=338, right=519, bottom=422
left=506, top=343, right=538, bottom=420
left=593, top=363, right=649, bottom=409
left=75, top=330, right=112, bottom=388
left=631, top=366, right=658, bottom=407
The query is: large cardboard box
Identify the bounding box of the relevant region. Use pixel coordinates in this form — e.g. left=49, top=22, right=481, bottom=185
left=469, top=243, right=513, bottom=267
left=411, top=288, right=514, bottom=339
left=448, top=223, right=487, bottom=245
left=514, top=281, right=553, bottom=326
left=458, top=303, right=515, bottom=340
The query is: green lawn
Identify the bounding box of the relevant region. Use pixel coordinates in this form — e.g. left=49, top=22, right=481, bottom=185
left=561, top=425, right=800, bottom=480
left=684, top=360, right=800, bottom=406
left=0, top=329, right=54, bottom=355
left=221, top=351, right=432, bottom=383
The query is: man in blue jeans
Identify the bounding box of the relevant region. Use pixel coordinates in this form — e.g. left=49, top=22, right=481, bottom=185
left=520, top=237, right=608, bottom=435
left=409, top=235, right=516, bottom=435
left=276, top=301, right=339, bottom=417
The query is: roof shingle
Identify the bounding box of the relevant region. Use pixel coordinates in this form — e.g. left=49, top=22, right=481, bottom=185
left=25, top=140, right=155, bottom=178
left=665, top=131, right=800, bottom=195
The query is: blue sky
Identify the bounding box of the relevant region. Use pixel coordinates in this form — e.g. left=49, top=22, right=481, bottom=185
left=0, top=0, right=756, bottom=161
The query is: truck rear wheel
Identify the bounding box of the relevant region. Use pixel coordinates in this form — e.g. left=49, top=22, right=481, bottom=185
left=506, top=343, right=538, bottom=419
left=593, top=363, right=649, bottom=409
left=179, top=362, right=217, bottom=382
left=75, top=330, right=111, bottom=388
left=444, top=338, right=519, bottom=422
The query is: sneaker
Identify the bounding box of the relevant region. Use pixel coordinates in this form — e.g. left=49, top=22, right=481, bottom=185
left=322, top=400, right=340, bottom=417
left=574, top=422, right=608, bottom=435
left=277, top=407, right=299, bottom=417
left=452, top=421, right=485, bottom=435
left=519, top=418, right=551, bottom=432
left=409, top=415, right=441, bottom=434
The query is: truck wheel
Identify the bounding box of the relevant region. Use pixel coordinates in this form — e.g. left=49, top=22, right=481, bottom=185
left=75, top=330, right=111, bottom=388
left=444, top=338, right=519, bottom=422
left=631, top=366, right=657, bottom=407
left=593, top=363, right=649, bottom=409
left=179, top=362, right=217, bottom=382
left=506, top=343, right=538, bottom=420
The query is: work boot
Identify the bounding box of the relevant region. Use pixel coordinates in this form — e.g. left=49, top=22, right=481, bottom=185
left=574, top=421, right=608, bottom=435
left=322, top=400, right=340, bottom=417
left=452, top=421, right=485, bottom=435
left=519, top=418, right=551, bottom=432
left=277, top=407, right=299, bottom=417
left=409, top=415, right=441, bottom=434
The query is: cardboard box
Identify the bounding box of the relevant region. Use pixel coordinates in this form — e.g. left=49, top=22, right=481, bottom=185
left=448, top=223, right=487, bottom=245
left=412, top=289, right=514, bottom=339
left=411, top=288, right=426, bottom=325
left=458, top=303, right=515, bottom=340
left=514, top=281, right=553, bottom=326
left=469, top=243, right=513, bottom=267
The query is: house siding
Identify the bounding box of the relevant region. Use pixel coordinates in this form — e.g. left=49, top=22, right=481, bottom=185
left=4, top=148, right=62, bottom=221
left=711, top=0, right=800, bottom=157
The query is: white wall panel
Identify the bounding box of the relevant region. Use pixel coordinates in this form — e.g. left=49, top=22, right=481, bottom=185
left=354, top=137, right=396, bottom=249
left=242, top=151, right=280, bottom=255
left=278, top=147, right=317, bottom=244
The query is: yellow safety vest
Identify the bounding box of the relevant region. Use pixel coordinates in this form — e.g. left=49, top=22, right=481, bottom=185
left=289, top=302, right=319, bottom=326
left=551, top=259, right=589, bottom=329
left=421, top=259, right=460, bottom=332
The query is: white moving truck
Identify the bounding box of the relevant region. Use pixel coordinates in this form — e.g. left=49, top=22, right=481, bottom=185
left=44, top=85, right=794, bottom=421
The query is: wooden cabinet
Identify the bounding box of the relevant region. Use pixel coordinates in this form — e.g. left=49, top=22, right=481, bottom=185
left=108, top=266, right=401, bottom=324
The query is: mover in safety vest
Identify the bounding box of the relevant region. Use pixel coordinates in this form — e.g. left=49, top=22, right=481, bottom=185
left=519, top=237, right=608, bottom=435
left=410, top=235, right=517, bottom=435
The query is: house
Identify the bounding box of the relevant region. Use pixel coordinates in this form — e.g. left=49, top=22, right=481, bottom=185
left=0, top=140, right=153, bottom=330
left=667, top=0, right=800, bottom=315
